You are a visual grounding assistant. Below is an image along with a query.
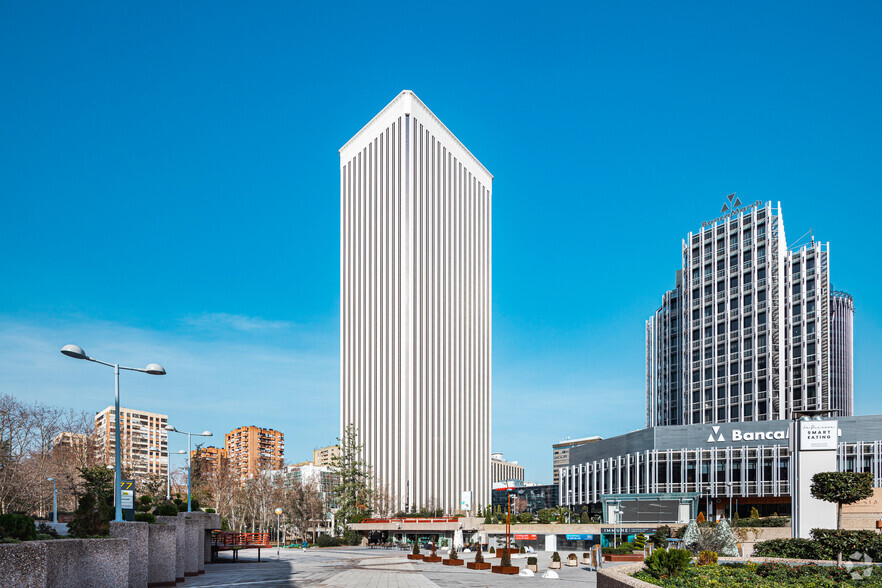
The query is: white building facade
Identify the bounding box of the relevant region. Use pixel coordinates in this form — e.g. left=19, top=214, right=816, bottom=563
left=340, top=91, right=492, bottom=513
left=646, top=199, right=854, bottom=427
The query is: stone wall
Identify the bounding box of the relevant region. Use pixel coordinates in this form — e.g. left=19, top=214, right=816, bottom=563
left=0, top=538, right=130, bottom=588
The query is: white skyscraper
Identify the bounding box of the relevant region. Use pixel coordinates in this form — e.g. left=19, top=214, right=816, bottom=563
left=340, top=91, right=492, bottom=513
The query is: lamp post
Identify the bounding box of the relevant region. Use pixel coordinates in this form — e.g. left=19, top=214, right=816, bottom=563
left=612, top=505, right=622, bottom=548
left=47, top=478, right=57, bottom=524
left=165, top=426, right=212, bottom=512
left=61, top=344, right=165, bottom=522
left=506, top=493, right=514, bottom=557
left=726, top=482, right=733, bottom=520
left=275, top=507, right=283, bottom=559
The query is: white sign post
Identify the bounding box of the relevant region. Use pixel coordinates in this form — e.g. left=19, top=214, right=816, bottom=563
left=792, top=420, right=838, bottom=538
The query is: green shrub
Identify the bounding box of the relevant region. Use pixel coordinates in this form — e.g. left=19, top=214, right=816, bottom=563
left=489, top=546, right=495, bottom=554
left=474, top=543, right=484, bottom=563
left=568, top=553, right=577, bottom=560
left=750, top=507, right=760, bottom=519
left=342, top=530, right=361, bottom=546
left=501, top=549, right=511, bottom=567
left=316, top=534, right=341, bottom=547
left=753, top=538, right=823, bottom=559
left=634, top=533, right=646, bottom=550
left=204, top=508, right=216, bottom=514
left=0, top=514, right=37, bottom=541
left=36, top=522, right=59, bottom=538
left=732, top=516, right=789, bottom=528
left=139, top=495, right=152, bottom=505
left=552, top=551, right=560, bottom=562
left=519, top=545, right=525, bottom=553
left=652, top=525, right=671, bottom=548
left=154, top=503, right=178, bottom=517
left=134, top=512, right=156, bottom=523
left=449, top=545, right=458, bottom=560
left=518, top=512, right=533, bottom=524
left=583, top=552, right=590, bottom=558
left=603, top=542, right=637, bottom=555
left=35, top=533, right=54, bottom=541
left=697, top=550, right=718, bottom=566
left=527, top=556, right=537, bottom=565
left=644, top=548, right=692, bottom=579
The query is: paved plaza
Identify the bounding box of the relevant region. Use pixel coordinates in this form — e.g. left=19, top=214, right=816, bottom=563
left=183, top=546, right=610, bottom=587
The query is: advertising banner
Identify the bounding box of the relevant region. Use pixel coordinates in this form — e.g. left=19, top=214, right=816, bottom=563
left=514, top=534, right=537, bottom=540
left=565, top=534, right=593, bottom=540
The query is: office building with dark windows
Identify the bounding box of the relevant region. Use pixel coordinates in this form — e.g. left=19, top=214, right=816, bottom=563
left=559, top=198, right=874, bottom=524
left=646, top=198, right=853, bottom=427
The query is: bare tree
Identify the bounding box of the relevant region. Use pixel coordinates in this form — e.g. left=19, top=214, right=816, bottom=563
left=283, top=480, right=326, bottom=542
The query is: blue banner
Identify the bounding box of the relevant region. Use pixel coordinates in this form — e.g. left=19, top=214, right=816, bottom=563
left=565, top=534, right=593, bottom=540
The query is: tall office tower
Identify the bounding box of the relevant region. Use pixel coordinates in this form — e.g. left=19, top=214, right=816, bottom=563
left=646, top=199, right=854, bottom=427
left=94, top=406, right=168, bottom=477
left=340, top=91, right=492, bottom=513
left=225, top=426, right=285, bottom=481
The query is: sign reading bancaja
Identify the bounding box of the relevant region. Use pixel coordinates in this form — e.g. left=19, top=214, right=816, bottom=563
left=800, top=420, right=839, bottom=451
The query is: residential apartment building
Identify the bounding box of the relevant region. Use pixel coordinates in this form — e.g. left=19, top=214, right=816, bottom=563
left=191, top=446, right=228, bottom=479
left=646, top=198, right=854, bottom=427
left=313, top=444, right=340, bottom=467
left=225, top=426, right=284, bottom=481
left=491, top=453, right=524, bottom=484
left=340, top=90, right=492, bottom=512
left=94, top=406, right=168, bottom=477
left=552, top=436, right=601, bottom=485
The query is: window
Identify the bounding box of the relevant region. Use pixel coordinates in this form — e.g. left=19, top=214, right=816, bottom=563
left=717, top=301, right=725, bottom=313
left=744, top=250, right=752, bottom=262
left=792, top=262, right=801, bottom=274
left=793, top=283, right=801, bottom=295
left=693, top=309, right=700, bottom=320
left=705, top=347, right=713, bottom=359
left=758, top=312, right=767, bottom=325
left=743, top=272, right=753, bottom=285
left=792, top=324, right=802, bottom=336
left=807, top=257, right=815, bottom=270
left=793, top=303, right=801, bottom=316
left=730, top=319, right=738, bottom=332
left=705, top=367, right=713, bottom=380
left=807, top=322, right=816, bottom=334
left=758, top=289, right=767, bottom=302
left=705, top=326, right=713, bottom=338
left=717, top=322, right=725, bottom=335
left=807, top=300, right=816, bottom=313
left=744, top=315, right=753, bottom=328
left=744, top=294, right=753, bottom=306
left=705, top=306, right=713, bottom=318
left=717, top=344, right=725, bottom=357
left=744, top=359, right=753, bottom=372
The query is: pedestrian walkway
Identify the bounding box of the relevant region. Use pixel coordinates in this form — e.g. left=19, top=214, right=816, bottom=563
left=184, top=546, right=604, bottom=587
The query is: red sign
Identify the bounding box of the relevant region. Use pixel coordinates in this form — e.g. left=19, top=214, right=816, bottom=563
left=514, top=534, right=537, bottom=540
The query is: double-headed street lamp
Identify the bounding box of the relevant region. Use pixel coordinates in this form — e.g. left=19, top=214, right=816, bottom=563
left=165, top=425, right=212, bottom=512
left=61, top=344, right=165, bottom=522
left=47, top=477, right=57, bottom=524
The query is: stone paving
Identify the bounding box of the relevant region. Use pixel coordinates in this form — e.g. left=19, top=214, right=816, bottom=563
left=183, top=546, right=611, bottom=587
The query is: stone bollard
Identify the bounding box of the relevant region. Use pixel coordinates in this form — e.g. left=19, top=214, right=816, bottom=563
left=155, top=515, right=185, bottom=583
left=183, top=512, right=212, bottom=573
left=148, top=522, right=176, bottom=587
left=110, top=521, right=149, bottom=588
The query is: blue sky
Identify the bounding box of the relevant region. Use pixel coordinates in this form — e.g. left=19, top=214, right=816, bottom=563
left=1, top=1, right=880, bottom=485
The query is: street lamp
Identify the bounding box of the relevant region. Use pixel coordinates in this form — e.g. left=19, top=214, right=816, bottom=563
left=726, top=481, right=733, bottom=520
left=275, top=507, right=283, bottom=559
left=61, top=344, right=165, bottom=522
left=612, top=506, right=623, bottom=548
left=165, top=425, right=212, bottom=512
left=47, top=478, right=57, bottom=524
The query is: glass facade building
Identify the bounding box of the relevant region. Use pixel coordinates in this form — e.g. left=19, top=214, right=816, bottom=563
left=646, top=200, right=854, bottom=427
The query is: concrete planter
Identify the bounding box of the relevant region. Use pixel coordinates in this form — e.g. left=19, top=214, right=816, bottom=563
left=526, top=564, right=538, bottom=572
left=604, top=553, right=644, bottom=562
left=110, top=521, right=149, bottom=588
left=549, top=560, right=561, bottom=569
left=0, top=539, right=129, bottom=588
left=566, top=556, right=579, bottom=567
left=148, top=522, right=177, bottom=588
left=467, top=561, right=491, bottom=570
left=491, top=565, right=519, bottom=574
left=155, top=515, right=185, bottom=583
left=442, top=558, right=464, bottom=566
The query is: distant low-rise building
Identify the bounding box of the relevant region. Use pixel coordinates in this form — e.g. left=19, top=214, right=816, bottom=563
left=552, top=436, right=601, bottom=485
left=313, top=444, right=340, bottom=467
left=491, top=453, right=524, bottom=484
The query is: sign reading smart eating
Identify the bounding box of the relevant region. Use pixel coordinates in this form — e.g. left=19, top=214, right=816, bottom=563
left=800, top=420, right=839, bottom=451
